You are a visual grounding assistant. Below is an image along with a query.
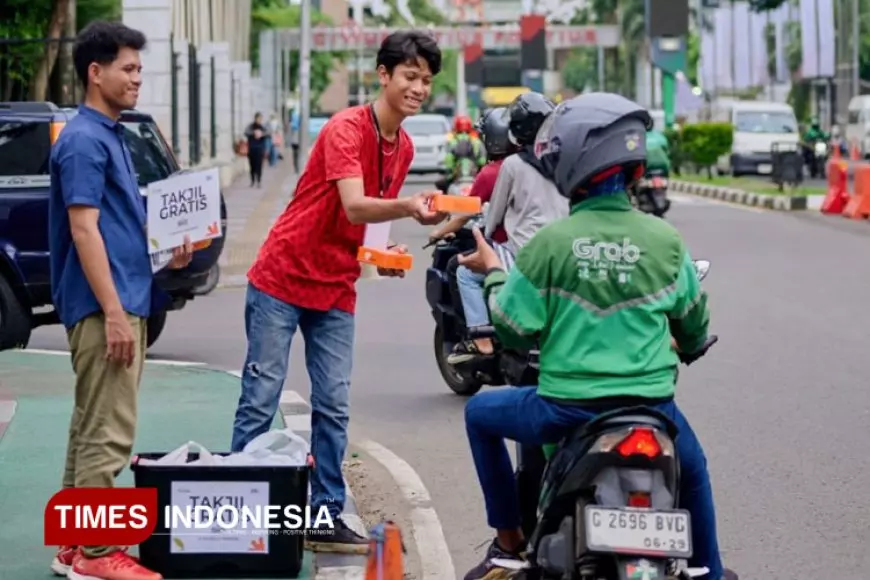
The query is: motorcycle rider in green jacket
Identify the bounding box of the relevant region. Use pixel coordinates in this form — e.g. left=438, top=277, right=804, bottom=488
left=645, top=128, right=671, bottom=174
left=435, top=115, right=487, bottom=193
left=456, top=93, right=737, bottom=580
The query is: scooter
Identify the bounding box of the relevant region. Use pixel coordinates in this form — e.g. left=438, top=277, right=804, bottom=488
left=633, top=168, right=671, bottom=217
left=509, top=260, right=715, bottom=580
left=809, top=140, right=828, bottom=179
left=447, top=158, right=478, bottom=197
left=423, top=224, right=539, bottom=396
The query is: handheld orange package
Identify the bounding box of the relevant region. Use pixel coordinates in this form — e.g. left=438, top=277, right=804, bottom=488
left=357, top=222, right=412, bottom=272
left=356, top=245, right=413, bottom=271
left=428, top=193, right=481, bottom=215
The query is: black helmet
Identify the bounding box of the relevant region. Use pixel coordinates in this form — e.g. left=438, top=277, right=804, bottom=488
left=476, top=107, right=514, bottom=159
left=507, top=92, right=555, bottom=146
left=534, top=92, right=653, bottom=199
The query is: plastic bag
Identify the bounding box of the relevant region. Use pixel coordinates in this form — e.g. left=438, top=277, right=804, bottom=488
left=135, top=428, right=309, bottom=467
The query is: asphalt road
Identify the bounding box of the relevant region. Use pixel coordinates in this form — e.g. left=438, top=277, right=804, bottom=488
left=28, top=177, right=870, bottom=579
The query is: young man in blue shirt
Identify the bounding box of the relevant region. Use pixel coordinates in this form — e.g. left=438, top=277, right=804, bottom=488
left=48, top=21, right=193, bottom=580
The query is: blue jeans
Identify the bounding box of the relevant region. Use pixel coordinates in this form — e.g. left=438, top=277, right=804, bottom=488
left=231, top=283, right=354, bottom=519
left=465, top=387, right=723, bottom=579
left=456, top=265, right=489, bottom=328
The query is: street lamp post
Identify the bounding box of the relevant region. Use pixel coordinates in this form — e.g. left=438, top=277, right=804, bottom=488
left=298, top=0, right=312, bottom=173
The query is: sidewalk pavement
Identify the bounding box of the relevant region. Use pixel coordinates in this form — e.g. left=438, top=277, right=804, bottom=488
left=219, top=159, right=298, bottom=288
left=0, top=351, right=367, bottom=580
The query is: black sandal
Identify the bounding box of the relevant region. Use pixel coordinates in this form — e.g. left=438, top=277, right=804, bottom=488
left=447, top=340, right=493, bottom=365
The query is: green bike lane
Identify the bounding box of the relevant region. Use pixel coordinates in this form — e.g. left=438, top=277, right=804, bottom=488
left=0, top=351, right=315, bottom=579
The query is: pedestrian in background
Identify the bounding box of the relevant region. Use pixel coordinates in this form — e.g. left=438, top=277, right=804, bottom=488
left=268, top=112, right=281, bottom=166
left=47, top=20, right=193, bottom=580
left=230, top=30, right=447, bottom=554
left=245, top=112, right=267, bottom=187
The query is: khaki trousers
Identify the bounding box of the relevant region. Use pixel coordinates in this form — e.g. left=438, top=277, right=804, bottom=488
left=63, top=313, right=147, bottom=557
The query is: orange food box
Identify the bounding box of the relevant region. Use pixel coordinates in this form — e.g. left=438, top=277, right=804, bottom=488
left=428, top=194, right=481, bottom=215
left=356, top=246, right=413, bottom=271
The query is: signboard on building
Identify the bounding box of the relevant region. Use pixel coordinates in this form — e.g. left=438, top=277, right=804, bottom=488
left=273, top=25, right=620, bottom=51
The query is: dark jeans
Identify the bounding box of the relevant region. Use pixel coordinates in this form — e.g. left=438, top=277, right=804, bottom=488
left=465, top=386, right=723, bottom=579
left=231, top=283, right=355, bottom=518
left=248, top=148, right=264, bottom=184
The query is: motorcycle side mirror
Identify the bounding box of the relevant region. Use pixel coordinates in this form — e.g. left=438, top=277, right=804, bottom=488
left=693, top=259, right=711, bottom=281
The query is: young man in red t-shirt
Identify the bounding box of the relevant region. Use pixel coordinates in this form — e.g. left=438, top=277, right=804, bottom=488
left=231, top=31, right=446, bottom=553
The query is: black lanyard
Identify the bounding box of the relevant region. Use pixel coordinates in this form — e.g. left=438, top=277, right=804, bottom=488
left=369, top=104, right=385, bottom=197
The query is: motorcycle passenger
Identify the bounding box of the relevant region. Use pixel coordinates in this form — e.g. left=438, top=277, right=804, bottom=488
left=456, top=92, right=737, bottom=580
left=428, top=107, right=516, bottom=245
left=447, top=92, right=568, bottom=365
left=435, top=115, right=487, bottom=193
left=831, top=123, right=848, bottom=156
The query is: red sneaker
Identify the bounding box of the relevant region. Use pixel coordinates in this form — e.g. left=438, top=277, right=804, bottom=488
left=67, top=550, right=162, bottom=580
left=50, top=545, right=77, bottom=576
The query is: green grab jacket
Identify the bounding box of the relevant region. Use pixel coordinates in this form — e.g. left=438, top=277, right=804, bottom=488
left=482, top=193, right=710, bottom=402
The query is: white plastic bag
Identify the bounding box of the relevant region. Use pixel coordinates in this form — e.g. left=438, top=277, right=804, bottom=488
left=135, top=441, right=219, bottom=466
left=134, top=429, right=309, bottom=467
left=239, top=428, right=309, bottom=466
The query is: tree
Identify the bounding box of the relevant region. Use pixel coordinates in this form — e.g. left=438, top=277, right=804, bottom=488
left=251, top=2, right=345, bottom=109
left=561, top=49, right=599, bottom=93
left=29, top=0, right=71, bottom=100
left=430, top=49, right=458, bottom=98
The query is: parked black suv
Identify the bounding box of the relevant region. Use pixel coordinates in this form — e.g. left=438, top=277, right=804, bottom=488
left=0, top=102, right=227, bottom=350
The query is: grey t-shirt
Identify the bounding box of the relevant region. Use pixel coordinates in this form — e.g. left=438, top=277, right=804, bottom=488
left=484, top=154, right=569, bottom=255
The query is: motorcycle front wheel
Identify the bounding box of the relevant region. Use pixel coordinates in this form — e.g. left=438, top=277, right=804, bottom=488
left=434, top=326, right=483, bottom=396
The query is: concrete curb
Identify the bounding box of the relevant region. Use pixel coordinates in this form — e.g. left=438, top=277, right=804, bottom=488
left=670, top=179, right=809, bottom=211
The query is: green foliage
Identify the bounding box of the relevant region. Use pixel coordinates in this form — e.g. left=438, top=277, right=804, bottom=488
left=686, top=33, right=700, bottom=86
left=680, top=123, right=734, bottom=173
left=77, top=0, right=122, bottom=29
left=561, top=49, right=598, bottom=93
left=749, top=0, right=789, bottom=12
left=430, top=49, right=458, bottom=97
left=366, top=0, right=447, bottom=26
left=251, top=1, right=343, bottom=107
left=664, top=127, right=686, bottom=174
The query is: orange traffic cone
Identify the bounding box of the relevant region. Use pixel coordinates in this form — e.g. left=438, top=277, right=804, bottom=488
left=842, top=164, right=870, bottom=219
left=821, top=160, right=850, bottom=214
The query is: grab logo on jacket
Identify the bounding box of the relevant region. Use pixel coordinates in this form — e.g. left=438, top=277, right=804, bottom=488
left=572, top=237, right=641, bottom=283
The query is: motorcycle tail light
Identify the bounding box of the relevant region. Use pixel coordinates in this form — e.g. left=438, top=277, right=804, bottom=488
left=628, top=492, right=651, bottom=508
left=588, top=426, right=675, bottom=457
left=616, top=428, right=661, bottom=458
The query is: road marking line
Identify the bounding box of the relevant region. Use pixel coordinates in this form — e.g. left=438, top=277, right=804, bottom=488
left=357, top=439, right=454, bottom=580
left=12, top=348, right=206, bottom=366
left=315, top=566, right=364, bottom=580
left=0, top=399, right=17, bottom=423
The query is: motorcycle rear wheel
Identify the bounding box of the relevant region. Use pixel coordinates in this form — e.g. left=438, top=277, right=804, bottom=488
left=434, top=326, right=483, bottom=396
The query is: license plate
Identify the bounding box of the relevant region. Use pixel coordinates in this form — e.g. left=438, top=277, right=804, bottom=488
left=416, top=146, right=434, bottom=154
left=758, top=163, right=772, bottom=174
left=585, top=506, right=692, bottom=558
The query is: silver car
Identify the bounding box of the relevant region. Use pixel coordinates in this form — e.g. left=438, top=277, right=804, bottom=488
left=403, top=114, right=451, bottom=174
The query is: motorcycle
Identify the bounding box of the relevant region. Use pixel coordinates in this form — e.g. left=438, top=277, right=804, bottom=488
left=807, top=140, right=828, bottom=179
left=447, top=157, right=478, bottom=196
left=424, top=221, right=539, bottom=396
left=507, top=260, right=716, bottom=580
left=632, top=169, right=671, bottom=217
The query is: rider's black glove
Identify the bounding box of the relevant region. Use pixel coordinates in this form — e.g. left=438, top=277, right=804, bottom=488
left=678, top=335, right=718, bottom=366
